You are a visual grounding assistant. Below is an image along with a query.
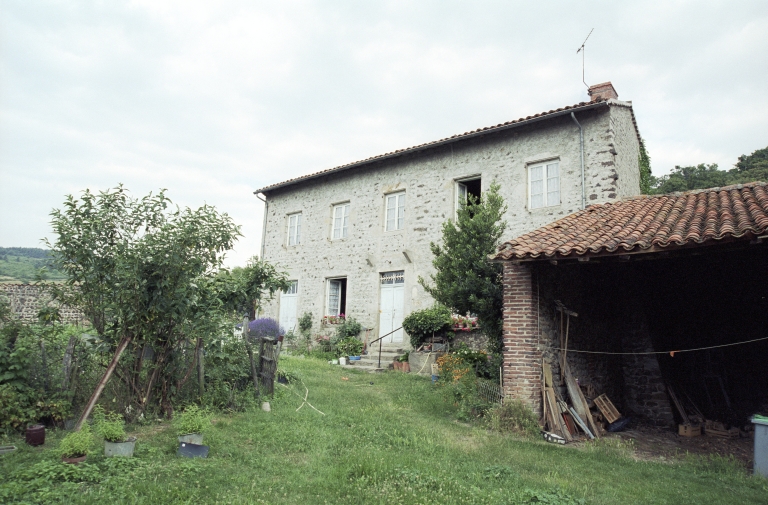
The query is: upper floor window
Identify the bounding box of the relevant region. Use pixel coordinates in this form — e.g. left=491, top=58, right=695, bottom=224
left=456, top=177, right=481, bottom=218
left=332, top=203, right=350, bottom=240
left=287, top=213, right=302, bottom=245
left=385, top=192, right=405, bottom=231
left=529, top=161, right=560, bottom=209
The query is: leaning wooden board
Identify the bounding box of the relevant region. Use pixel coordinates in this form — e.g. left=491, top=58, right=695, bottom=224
left=563, top=361, right=600, bottom=438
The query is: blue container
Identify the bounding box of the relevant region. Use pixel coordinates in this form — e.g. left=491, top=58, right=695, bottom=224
left=431, top=375, right=439, bottom=383
left=178, top=442, right=209, bottom=459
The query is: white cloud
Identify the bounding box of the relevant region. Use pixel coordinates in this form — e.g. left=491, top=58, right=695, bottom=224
left=2, top=0, right=767, bottom=266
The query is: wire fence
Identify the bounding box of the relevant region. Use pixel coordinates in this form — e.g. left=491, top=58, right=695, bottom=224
left=478, top=378, right=503, bottom=404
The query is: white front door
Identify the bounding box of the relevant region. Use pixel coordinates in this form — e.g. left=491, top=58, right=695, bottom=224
left=379, top=271, right=405, bottom=343
left=279, top=281, right=298, bottom=334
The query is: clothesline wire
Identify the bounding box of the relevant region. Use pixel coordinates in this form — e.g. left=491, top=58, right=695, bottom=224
left=552, top=335, right=768, bottom=356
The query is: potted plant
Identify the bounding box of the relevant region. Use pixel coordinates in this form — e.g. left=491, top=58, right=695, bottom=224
left=396, top=352, right=410, bottom=372
left=174, top=404, right=210, bottom=445
left=337, top=337, right=363, bottom=364
left=58, top=426, right=93, bottom=464
left=94, top=406, right=136, bottom=457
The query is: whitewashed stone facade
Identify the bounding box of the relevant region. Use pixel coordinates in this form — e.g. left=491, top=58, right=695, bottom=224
left=256, top=94, right=642, bottom=346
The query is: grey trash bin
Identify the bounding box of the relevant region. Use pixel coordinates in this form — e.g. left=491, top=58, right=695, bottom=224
left=751, top=415, right=768, bottom=477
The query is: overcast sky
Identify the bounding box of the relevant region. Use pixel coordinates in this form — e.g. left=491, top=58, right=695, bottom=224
left=2, top=1, right=767, bottom=266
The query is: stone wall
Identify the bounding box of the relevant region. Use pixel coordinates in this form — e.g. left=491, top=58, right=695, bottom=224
left=451, top=329, right=488, bottom=352
left=0, top=283, right=85, bottom=324
left=259, top=101, right=641, bottom=346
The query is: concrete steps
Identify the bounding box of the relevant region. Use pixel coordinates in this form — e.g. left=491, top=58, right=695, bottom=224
left=340, top=346, right=407, bottom=373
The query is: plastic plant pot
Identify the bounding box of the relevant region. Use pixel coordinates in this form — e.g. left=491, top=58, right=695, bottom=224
left=26, top=425, right=45, bottom=446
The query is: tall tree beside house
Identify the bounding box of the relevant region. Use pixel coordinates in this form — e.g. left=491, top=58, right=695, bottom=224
left=420, top=183, right=507, bottom=355
left=638, top=139, right=653, bottom=195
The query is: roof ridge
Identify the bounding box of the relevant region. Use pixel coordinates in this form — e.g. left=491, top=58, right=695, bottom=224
left=494, top=182, right=768, bottom=261
left=620, top=181, right=768, bottom=202
left=255, top=98, right=620, bottom=194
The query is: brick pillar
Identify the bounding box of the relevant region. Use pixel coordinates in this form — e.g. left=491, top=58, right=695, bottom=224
left=502, top=263, right=542, bottom=416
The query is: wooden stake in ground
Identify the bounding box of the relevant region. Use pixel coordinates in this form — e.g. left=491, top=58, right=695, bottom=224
left=74, top=335, right=132, bottom=431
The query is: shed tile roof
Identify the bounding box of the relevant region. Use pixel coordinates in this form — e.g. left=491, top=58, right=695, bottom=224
left=493, top=182, right=768, bottom=261
left=255, top=98, right=638, bottom=194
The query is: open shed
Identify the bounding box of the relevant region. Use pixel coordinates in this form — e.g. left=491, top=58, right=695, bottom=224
left=493, top=182, right=768, bottom=433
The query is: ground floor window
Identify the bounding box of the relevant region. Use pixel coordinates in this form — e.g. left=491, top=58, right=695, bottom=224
left=326, top=277, right=347, bottom=316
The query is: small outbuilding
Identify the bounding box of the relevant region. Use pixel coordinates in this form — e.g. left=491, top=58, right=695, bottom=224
left=492, top=182, right=768, bottom=430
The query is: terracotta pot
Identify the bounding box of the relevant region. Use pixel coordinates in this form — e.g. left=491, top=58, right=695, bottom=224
left=26, top=424, right=45, bottom=446
left=402, top=362, right=410, bottom=373
left=62, top=454, right=87, bottom=465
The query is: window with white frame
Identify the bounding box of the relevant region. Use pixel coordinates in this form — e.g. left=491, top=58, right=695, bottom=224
left=385, top=192, right=405, bottom=231
left=331, top=203, right=350, bottom=240
left=529, top=161, right=560, bottom=209
left=287, top=213, right=302, bottom=245
left=326, top=278, right=347, bottom=316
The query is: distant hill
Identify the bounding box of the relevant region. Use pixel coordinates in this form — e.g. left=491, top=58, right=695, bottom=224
left=0, top=247, right=66, bottom=283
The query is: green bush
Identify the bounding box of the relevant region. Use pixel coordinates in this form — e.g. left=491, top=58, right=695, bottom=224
left=173, top=404, right=211, bottom=435
left=402, top=304, right=452, bottom=348
left=487, top=400, right=539, bottom=437
left=58, top=426, right=94, bottom=458
left=335, top=317, right=362, bottom=340
left=93, top=405, right=126, bottom=442
left=336, top=337, right=364, bottom=358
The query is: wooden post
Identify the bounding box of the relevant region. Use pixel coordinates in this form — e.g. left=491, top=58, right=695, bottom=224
left=197, top=342, right=205, bottom=397
left=61, top=335, right=77, bottom=391
left=74, top=335, right=132, bottom=431
left=242, top=316, right=259, bottom=399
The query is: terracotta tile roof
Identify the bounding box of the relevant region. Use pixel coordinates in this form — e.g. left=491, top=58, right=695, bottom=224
left=493, top=182, right=768, bottom=261
left=254, top=98, right=638, bottom=194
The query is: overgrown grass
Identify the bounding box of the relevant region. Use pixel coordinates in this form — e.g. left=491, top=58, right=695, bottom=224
left=2, top=356, right=767, bottom=504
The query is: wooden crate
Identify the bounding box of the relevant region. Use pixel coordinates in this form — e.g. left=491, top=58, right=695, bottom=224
left=594, top=394, right=621, bottom=424
left=679, top=423, right=702, bottom=437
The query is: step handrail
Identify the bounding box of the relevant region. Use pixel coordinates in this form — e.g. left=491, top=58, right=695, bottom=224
left=367, top=326, right=403, bottom=369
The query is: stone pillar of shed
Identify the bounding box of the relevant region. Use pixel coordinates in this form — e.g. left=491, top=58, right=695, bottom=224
left=502, top=263, right=542, bottom=416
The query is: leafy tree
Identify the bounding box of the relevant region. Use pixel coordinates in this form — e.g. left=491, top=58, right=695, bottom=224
left=651, top=163, right=729, bottom=194
left=419, top=182, right=507, bottom=354
left=638, top=139, right=653, bottom=195
left=728, top=146, right=768, bottom=184
left=46, top=186, right=285, bottom=425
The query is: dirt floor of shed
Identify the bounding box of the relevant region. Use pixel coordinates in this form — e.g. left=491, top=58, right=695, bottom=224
left=605, top=424, right=754, bottom=466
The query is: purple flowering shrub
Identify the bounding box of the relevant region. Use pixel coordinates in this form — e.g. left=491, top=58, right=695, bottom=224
left=248, top=317, right=284, bottom=340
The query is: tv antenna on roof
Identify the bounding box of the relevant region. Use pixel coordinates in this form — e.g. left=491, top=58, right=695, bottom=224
left=576, top=28, right=594, bottom=89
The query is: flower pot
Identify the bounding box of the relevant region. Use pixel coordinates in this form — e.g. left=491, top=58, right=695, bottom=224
left=62, top=454, right=87, bottom=465
left=401, top=362, right=410, bottom=373
left=105, top=436, right=136, bottom=458
left=26, top=424, right=45, bottom=447
left=339, top=357, right=347, bottom=366
left=178, top=433, right=203, bottom=445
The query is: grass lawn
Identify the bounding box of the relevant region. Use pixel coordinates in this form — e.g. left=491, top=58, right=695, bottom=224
left=2, top=355, right=767, bottom=504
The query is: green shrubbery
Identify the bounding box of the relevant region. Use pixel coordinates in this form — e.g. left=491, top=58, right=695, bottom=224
left=402, top=304, right=452, bottom=348
left=58, top=425, right=94, bottom=458
left=173, top=404, right=211, bottom=435
left=487, top=400, right=539, bottom=437
left=93, top=405, right=126, bottom=442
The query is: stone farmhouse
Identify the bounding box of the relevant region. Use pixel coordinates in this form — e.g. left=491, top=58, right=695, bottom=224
left=254, top=82, right=643, bottom=348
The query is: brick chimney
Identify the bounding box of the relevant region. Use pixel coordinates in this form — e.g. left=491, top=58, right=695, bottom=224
left=588, top=81, right=618, bottom=102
